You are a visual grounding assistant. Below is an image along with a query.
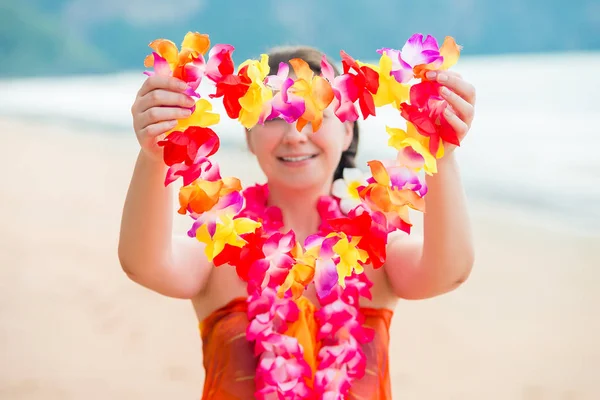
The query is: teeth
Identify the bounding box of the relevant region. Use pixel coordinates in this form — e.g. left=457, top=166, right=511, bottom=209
left=281, top=155, right=313, bottom=162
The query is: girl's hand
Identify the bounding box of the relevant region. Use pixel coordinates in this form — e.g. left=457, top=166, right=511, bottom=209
left=426, top=70, right=477, bottom=151
left=130, top=76, right=196, bottom=161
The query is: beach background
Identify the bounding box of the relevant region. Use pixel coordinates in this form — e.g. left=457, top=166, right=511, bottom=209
left=1, top=1, right=600, bottom=399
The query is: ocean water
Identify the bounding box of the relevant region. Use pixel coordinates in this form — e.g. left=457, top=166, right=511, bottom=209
left=1, top=52, right=599, bottom=232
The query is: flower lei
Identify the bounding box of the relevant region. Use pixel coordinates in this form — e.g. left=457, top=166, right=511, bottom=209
left=143, top=31, right=462, bottom=399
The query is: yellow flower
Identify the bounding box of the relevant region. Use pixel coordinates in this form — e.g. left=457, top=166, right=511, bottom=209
left=386, top=122, right=443, bottom=175
left=237, top=55, right=273, bottom=128
left=168, top=99, right=220, bottom=135
left=195, top=214, right=260, bottom=261
left=331, top=233, right=368, bottom=286
left=360, top=54, right=409, bottom=109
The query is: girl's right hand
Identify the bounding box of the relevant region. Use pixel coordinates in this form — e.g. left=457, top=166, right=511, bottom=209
left=130, top=75, right=196, bottom=161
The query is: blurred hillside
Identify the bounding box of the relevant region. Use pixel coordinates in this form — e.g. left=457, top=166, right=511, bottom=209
left=1, top=0, right=599, bottom=77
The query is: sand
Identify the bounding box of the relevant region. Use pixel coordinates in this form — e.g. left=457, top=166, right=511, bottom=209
left=1, top=117, right=598, bottom=399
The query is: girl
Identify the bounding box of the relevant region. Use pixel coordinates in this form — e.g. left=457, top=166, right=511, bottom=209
left=119, top=45, right=476, bottom=399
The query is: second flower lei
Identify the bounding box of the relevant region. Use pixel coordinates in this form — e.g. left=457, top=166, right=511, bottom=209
left=143, top=31, right=462, bottom=399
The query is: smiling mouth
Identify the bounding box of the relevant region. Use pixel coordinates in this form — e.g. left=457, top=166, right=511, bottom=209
left=277, top=154, right=318, bottom=162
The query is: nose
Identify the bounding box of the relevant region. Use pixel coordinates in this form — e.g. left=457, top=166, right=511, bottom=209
left=281, top=123, right=309, bottom=145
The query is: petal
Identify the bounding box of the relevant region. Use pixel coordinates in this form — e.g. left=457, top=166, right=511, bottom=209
left=440, top=36, right=462, bottom=70
left=367, top=160, right=391, bottom=186
left=340, top=198, right=360, bottom=215
left=331, top=178, right=350, bottom=199
left=233, top=218, right=261, bottom=236
left=152, top=53, right=171, bottom=76
left=320, top=55, right=336, bottom=82
left=148, top=39, right=179, bottom=66
left=342, top=167, right=365, bottom=183
left=289, top=58, right=314, bottom=82
left=314, top=258, right=338, bottom=299
left=400, top=33, right=425, bottom=65
left=180, top=31, right=211, bottom=55
left=312, top=76, right=335, bottom=110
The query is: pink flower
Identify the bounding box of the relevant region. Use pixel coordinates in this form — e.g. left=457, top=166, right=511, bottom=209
left=248, top=232, right=296, bottom=290
left=377, top=33, right=443, bottom=84
left=318, top=335, right=367, bottom=378
left=247, top=287, right=299, bottom=341
left=264, top=62, right=306, bottom=124
left=238, top=184, right=284, bottom=234
left=256, top=351, right=310, bottom=396
left=314, top=367, right=352, bottom=399
left=186, top=190, right=244, bottom=237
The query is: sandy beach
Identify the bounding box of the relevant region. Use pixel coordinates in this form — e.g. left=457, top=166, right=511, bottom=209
left=1, top=117, right=598, bottom=399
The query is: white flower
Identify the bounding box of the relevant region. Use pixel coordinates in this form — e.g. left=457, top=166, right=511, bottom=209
left=331, top=168, right=368, bottom=214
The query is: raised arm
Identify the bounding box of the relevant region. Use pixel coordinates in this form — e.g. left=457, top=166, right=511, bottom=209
left=117, top=75, right=211, bottom=299
left=384, top=70, right=476, bottom=300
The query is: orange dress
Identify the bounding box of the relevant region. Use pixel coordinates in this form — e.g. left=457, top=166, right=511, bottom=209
left=199, top=296, right=393, bottom=399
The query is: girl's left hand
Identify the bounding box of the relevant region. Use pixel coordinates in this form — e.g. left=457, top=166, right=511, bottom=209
left=426, top=70, right=477, bottom=148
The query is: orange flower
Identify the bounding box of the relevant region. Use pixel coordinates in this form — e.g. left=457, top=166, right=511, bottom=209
left=289, top=58, right=335, bottom=132
left=144, top=31, right=210, bottom=75
left=178, top=177, right=241, bottom=215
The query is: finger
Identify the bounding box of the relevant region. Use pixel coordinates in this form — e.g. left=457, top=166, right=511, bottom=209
left=443, top=107, right=469, bottom=140
left=438, top=73, right=476, bottom=104
left=426, top=71, right=475, bottom=104
left=439, top=86, right=474, bottom=125
left=138, top=75, right=189, bottom=98
left=138, top=89, right=196, bottom=112
left=140, top=120, right=178, bottom=138
left=140, top=107, right=191, bottom=130
left=425, top=69, right=462, bottom=80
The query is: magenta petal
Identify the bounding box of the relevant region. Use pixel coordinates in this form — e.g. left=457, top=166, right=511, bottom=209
left=217, top=192, right=243, bottom=213
left=391, top=68, right=414, bottom=84
left=265, top=64, right=288, bottom=90
left=277, top=62, right=289, bottom=79
left=335, top=74, right=359, bottom=102
left=422, top=35, right=440, bottom=50
left=334, top=97, right=359, bottom=122
left=152, top=53, right=171, bottom=76
left=187, top=218, right=203, bottom=238
left=280, top=78, right=294, bottom=103
left=183, top=57, right=205, bottom=91
left=314, top=258, right=338, bottom=299
left=397, top=146, right=425, bottom=170
left=320, top=55, right=335, bottom=82
left=164, top=162, right=202, bottom=186
left=205, top=44, right=235, bottom=82
left=304, top=234, right=325, bottom=250
left=201, top=161, right=220, bottom=180
left=402, top=33, right=426, bottom=59
left=400, top=33, right=443, bottom=67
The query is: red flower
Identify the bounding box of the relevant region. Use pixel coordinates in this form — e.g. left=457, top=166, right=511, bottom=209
left=340, top=51, right=380, bottom=120
left=157, top=126, right=220, bottom=166
left=213, top=227, right=266, bottom=282
left=400, top=80, right=459, bottom=155
left=205, top=45, right=252, bottom=119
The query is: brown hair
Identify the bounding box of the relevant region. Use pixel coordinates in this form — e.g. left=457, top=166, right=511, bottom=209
left=265, top=46, right=360, bottom=182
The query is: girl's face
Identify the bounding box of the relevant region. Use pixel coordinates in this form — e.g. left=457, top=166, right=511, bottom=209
left=246, top=106, right=353, bottom=192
